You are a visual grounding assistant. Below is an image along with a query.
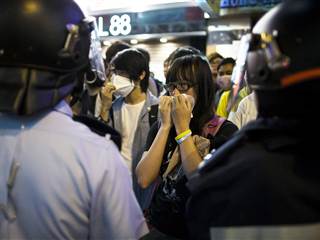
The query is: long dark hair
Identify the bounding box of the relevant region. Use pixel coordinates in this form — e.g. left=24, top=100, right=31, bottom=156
left=166, top=54, right=215, bottom=134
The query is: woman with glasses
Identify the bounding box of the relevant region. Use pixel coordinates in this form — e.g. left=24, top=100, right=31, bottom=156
left=136, top=54, right=238, bottom=239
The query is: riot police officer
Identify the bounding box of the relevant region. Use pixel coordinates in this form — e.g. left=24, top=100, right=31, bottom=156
left=187, top=0, right=320, bottom=239
left=0, top=0, right=148, bottom=239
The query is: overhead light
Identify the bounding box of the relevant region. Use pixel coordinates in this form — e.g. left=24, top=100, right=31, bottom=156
left=138, top=34, right=152, bottom=40
left=208, top=25, right=250, bottom=32
left=160, top=37, right=168, bottom=43
left=24, top=2, right=39, bottom=13
left=204, top=12, right=210, bottom=19
left=130, top=39, right=138, bottom=44
left=208, top=25, right=230, bottom=31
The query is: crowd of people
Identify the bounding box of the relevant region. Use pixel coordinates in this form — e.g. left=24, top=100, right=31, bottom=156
left=1, top=0, right=320, bottom=239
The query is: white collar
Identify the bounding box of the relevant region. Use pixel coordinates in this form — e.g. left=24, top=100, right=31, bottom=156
left=54, top=100, right=73, bottom=117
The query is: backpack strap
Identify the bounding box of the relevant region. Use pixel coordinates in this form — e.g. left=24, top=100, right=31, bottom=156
left=202, top=115, right=226, bottom=138
left=148, top=104, right=159, bottom=127
left=73, top=114, right=122, bottom=150
left=155, top=79, right=164, bottom=96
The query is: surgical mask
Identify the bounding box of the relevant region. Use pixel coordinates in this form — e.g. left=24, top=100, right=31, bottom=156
left=217, top=75, right=232, bottom=91
left=111, top=74, right=135, bottom=98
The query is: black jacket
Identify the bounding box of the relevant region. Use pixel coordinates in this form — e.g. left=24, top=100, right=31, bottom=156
left=186, top=118, right=320, bottom=240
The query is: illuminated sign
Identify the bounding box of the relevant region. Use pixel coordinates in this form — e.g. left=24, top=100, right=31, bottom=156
left=96, top=7, right=205, bottom=38
left=98, top=14, right=132, bottom=36
left=220, top=0, right=281, bottom=9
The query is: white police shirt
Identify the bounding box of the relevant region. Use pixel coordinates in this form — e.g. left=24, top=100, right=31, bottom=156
left=0, top=100, right=148, bottom=239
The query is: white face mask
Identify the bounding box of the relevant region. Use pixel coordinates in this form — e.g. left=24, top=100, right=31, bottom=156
left=217, top=75, right=232, bottom=91
left=111, top=74, right=135, bottom=98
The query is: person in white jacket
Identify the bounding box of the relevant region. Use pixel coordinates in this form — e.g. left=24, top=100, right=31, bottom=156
left=228, top=92, right=258, bottom=129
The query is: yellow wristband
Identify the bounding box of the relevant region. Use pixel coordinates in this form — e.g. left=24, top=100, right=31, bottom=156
left=176, top=132, right=192, bottom=144
left=175, top=129, right=192, bottom=142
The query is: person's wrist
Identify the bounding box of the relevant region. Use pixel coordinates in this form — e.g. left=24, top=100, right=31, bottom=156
left=101, top=100, right=112, bottom=109
left=99, top=91, right=112, bottom=106
left=175, top=125, right=190, bottom=135
left=175, top=129, right=192, bottom=144
left=160, top=123, right=171, bottom=131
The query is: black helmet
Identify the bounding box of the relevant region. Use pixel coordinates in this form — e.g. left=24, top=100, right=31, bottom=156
left=0, top=0, right=95, bottom=115
left=245, top=0, right=320, bottom=117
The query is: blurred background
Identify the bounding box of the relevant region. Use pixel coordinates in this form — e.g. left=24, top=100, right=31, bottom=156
left=76, top=0, right=281, bottom=83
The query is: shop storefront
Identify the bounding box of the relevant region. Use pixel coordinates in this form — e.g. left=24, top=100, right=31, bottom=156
left=205, top=0, right=281, bottom=58
left=86, top=1, right=208, bottom=82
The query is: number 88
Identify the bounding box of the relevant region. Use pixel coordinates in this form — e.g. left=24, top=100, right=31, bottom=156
left=109, top=14, right=131, bottom=36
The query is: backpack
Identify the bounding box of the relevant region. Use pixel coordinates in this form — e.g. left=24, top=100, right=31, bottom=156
left=202, top=115, right=226, bottom=138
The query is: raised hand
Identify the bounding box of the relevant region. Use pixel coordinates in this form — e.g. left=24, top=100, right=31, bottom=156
left=100, top=82, right=116, bottom=109
left=159, top=96, right=173, bottom=129
left=171, top=94, right=193, bottom=133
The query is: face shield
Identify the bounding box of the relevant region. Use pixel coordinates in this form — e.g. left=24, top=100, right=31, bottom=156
left=247, top=31, right=290, bottom=89
left=227, top=32, right=290, bottom=112
left=83, top=17, right=106, bottom=90
left=226, top=34, right=252, bottom=113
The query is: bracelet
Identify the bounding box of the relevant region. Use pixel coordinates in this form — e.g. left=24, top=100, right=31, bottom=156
left=175, top=129, right=191, bottom=141
left=176, top=132, right=192, bottom=144
left=175, top=129, right=192, bottom=144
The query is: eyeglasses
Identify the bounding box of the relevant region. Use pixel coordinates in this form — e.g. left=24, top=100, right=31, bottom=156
left=164, top=82, right=195, bottom=93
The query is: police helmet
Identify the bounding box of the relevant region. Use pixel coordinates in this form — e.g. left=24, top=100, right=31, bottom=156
left=245, top=0, right=320, bottom=117
left=0, top=0, right=103, bottom=115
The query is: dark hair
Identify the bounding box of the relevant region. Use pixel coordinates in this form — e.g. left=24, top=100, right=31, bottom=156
left=207, top=52, right=223, bottom=63
left=136, top=47, right=150, bottom=64
left=217, top=57, right=235, bottom=71
left=167, top=46, right=201, bottom=66
left=111, top=49, right=150, bottom=92
left=104, top=41, right=131, bottom=65
left=166, top=55, right=215, bottom=134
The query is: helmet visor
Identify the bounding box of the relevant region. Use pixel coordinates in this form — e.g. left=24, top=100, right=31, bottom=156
left=227, top=34, right=252, bottom=112
left=85, top=17, right=106, bottom=86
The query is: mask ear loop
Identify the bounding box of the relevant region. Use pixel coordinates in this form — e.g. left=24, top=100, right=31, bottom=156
left=132, top=72, right=144, bottom=89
